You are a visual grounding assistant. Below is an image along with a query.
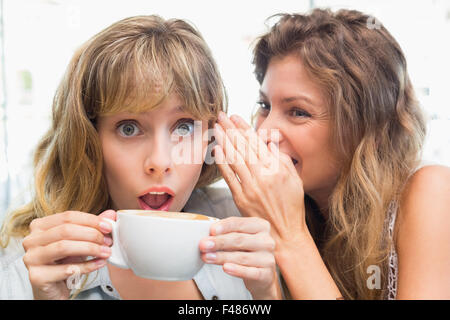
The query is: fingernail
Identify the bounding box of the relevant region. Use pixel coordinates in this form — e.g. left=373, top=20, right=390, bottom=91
left=103, top=236, right=113, bottom=246
left=204, top=240, right=215, bottom=250
left=99, top=220, right=112, bottom=233
left=100, top=246, right=111, bottom=258
left=205, top=253, right=216, bottom=262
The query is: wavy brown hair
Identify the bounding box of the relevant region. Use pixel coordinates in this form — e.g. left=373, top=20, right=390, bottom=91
left=1, top=15, right=226, bottom=247
left=253, top=9, right=426, bottom=299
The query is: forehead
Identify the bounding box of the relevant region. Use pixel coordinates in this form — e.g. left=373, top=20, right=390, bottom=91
left=261, top=55, right=325, bottom=107
left=100, top=89, right=188, bottom=116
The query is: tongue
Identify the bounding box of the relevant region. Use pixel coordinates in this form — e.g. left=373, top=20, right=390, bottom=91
left=141, top=193, right=170, bottom=209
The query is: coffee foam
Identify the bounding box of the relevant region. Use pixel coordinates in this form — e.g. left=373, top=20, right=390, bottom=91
left=124, top=210, right=211, bottom=221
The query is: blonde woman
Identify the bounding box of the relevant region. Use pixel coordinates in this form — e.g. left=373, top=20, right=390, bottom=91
left=0, top=16, right=279, bottom=300
left=212, top=9, right=450, bottom=299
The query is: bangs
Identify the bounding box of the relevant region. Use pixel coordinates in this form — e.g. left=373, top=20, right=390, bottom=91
left=97, top=48, right=174, bottom=116
left=82, top=23, right=224, bottom=122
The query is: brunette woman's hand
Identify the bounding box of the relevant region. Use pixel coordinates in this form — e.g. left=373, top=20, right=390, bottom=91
left=22, top=210, right=116, bottom=300
left=213, top=112, right=308, bottom=248
left=199, top=216, right=281, bottom=299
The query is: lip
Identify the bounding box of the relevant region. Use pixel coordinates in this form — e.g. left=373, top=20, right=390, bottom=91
left=138, top=186, right=175, bottom=198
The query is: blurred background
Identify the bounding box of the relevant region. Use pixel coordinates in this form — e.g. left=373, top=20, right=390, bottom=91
left=1, top=0, right=449, bottom=223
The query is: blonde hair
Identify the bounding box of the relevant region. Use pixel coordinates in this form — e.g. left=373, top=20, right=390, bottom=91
left=253, top=9, right=426, bottom=299
left=1, top=15, right=227, bottom=247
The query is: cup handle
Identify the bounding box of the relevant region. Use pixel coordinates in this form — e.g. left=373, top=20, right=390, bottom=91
left=103, top=218, right=129, bottom=269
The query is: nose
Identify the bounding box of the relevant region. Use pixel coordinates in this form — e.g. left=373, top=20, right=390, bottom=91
left=144, top=136, right=173, bottom=177
left=256, top=112, right=285, bottom=147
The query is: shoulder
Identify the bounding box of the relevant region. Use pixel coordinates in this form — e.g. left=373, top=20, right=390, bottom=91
left=405, top=164, right=450, bottom=192
left=395, top=165, right=450, bottom=298
left=397, top=165, right=450, bottom=227
left=184, top=187, right=242, bottom=220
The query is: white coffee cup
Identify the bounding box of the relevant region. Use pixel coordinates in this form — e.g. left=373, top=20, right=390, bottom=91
left=104, top=210, right=218, bottom=281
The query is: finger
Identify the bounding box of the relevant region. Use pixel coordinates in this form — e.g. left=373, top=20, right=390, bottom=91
left=202, top=251, right=275, bottom=269
left=27, top=258, right=107, bottom=288
left=217, top=111, right=237, bottom=130
left=210, top=216, right=271, bottom=236
left=24, top=240, right=111, bottom=266
left=244, top=128, right=272, bottom=167
left=199, top=232, right=275, bottom=253
left=214, top=123, right=252, bottom=184
left=268, top=142, right=298, bottom=176
left=229, top=114, right=252, bottom=131
left=218, top=115, right=260, bottom=169
left=214, top=145, right=243, bottom=195
left=98, top=209, right=116, bottom=221
left=29, top=211, right=111, bottom=234
left=23, top=224, right=109, bottom=250
left=222, top=263, right=274, bottom=282
left=230, top=114, right=272, bottom=164
left=97, top=210, right=116, bottom=235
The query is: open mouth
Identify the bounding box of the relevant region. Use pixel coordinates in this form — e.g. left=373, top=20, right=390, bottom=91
left=138, top=189, right=175, bottom=211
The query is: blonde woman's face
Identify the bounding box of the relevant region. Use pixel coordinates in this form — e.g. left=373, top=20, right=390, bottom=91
left=255, top=54, right=341, bottom=206
left=97, top=93, right=209, bottom=212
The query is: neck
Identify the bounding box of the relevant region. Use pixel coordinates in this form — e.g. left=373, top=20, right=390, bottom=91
left=306, top=189, right=331, bottom=220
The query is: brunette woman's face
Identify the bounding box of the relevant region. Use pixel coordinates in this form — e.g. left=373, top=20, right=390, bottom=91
left=97, top=93, right=209, bottom=212
left=255, top=54, right=341, bottom=206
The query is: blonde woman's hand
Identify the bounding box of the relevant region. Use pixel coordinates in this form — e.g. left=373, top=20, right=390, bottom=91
left=199, top=216, right=281, bottom=299
left=22, top=210, right=116, bottom=300
left=213, top=112, right=309, bottom=247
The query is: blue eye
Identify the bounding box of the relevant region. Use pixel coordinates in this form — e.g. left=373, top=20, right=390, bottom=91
left=117, top=122, right=140, bottom=137
left=174, top=120, right=194, bottom=136
left=290, top=108, right=311, bottom=118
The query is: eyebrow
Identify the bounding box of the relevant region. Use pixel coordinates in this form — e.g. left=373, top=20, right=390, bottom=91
left=259, top=90, right=315, bottom=105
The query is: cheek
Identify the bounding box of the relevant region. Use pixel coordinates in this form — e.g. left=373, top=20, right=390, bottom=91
left=176, top=163, right=204, bottom=184
left=290, top=124, right=339, bottom=182
left=101, top=137, right=138, bottom=201
left=174, top=129, right=207, bottom=181
left=171, top=162, right=204, bottom=210
left=175, top=130, right=208, bottom=181
left=172, top=133, right=209, bottom=166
